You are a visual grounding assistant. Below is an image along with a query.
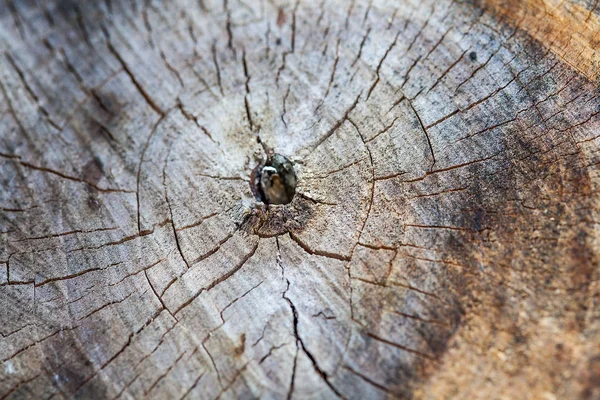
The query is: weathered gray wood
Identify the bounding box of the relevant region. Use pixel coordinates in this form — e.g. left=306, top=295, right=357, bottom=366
left=1, top=0, right=599, bottom=398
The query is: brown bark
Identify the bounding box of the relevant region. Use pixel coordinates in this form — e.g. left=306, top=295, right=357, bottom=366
left=0, top=0, right=599, bottom=399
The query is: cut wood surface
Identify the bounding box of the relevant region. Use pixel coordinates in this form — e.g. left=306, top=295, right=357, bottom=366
left=0, top=0, right=599, bottom=398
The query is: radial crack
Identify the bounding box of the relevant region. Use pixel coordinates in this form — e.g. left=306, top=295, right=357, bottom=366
left=282, top=280, right=344, bottom=398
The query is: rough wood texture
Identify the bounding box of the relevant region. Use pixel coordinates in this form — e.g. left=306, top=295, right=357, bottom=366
left=480, top=0, right=600, bottom=81
left=1, top=0, right=599, bottom=399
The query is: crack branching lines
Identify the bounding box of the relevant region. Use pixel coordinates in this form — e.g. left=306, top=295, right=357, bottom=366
left=282, top=84, right=291, bottom=129
left=445, top=64, right=573, bottom=150
left=6, top=0, right=24, bottom=39
left=1, top=326, right=61, bottom=364
left=454, top=44, right=503, bottom=94
left=110, top=318, right=180, bottom=399
left=362, top=0, right=373, bottom=26
left=405, top=5, right=435, bottom=56
left=391, top=149, right=504, bottom=184
left=366, top=30, right=400, bottom=101
left=144, top=350, right=187, bottom=396
left=224, top=0, right=235, bottom=53
left=400, top=54, right=422, bottom=91
left=425, top=48, right=470, bottom=95
left=189, top=231, right=236, bottom=266
left=282, top=280, right=344, bottom=399
left=275, top=0, right=299, bottom=86
left=211, top=42, right=225, bottom=96
left=344, top=0, right=356, bottom=30
left=242, top=49, right=255, bottom=131
left=397, top=6, right=435, bottom=90
left=346, top=119, right=375, bottom=321
left=165, top=196, right=189, bottom=269
left=342, top=365, right=399, bottom=396
left=1, top=372, right=42, bottom=400
left=0, top=70, right=29, bottom=141
left=259, top=343, right=287, bottom=364
left=353, top=276, right=447, bottom=304
left=0, top=322, right=36, bottom=340
left=198, top=335, right=224, bottom=390
left=308, top=93, right=361, bottom=155
left=407, top=99, right=436, bottom=171
left=137, top=113, right=167, bottom=233
left=352, top=27, right=371, bottom=67
left=287, top=342, right=299, bottom=400
left=366, top=332, right=436, bottom=361
left=162, top=142, right=191, bottom=270
left=101, top=24, right=165, bottom=116
left=275, top=236, right=284, bottom=279
left=321, top=38, right=341, bottom=104
left=0, top=154, right=133, bottom=194
left=219, top=279, right=264, bottom=323
left=142, top=0, right=156, bottom=50
left=301, top=156, right=369, bottom=180
left=364, top=116, right=400, bottom=144
left=134, top=273, right=174, bottom=302
left=214, top=362, right=251, bottom=399
left=10, top=227, right=119, bottom=243
left=160, top=49, right=185, bottom=92
left=175, top=210, right=222, bottom=232
left=179, top=371, right=205, bottom=400
left=173, top=241, right=259, bottom=315
left=70, top=330, right=137, bottom=395
left=288, top=232, right=350, bottom=262
left=76, top=290, right=138, bottom=323
left=4, top=52, right=61, bottom=131
left=424, top=74, right=519, bottom=130
left=177, top=101, right=219, bottom=144
left=66, top=221, right=168, bottom=254
left=144, top=269, right=170, bottom=317
left=421, top=25, right=453, bottom=64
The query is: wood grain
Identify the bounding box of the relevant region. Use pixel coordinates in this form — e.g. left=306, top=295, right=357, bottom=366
left=0, top=0, right=599, bottom=399
left=480, top=0, right=600, bottom=81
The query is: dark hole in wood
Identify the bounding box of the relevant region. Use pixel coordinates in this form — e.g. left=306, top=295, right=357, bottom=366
left=250, top=154, right=297, bottom=204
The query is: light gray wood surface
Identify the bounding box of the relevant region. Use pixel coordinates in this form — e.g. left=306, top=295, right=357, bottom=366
left=1, top=0, right=599, bottom=398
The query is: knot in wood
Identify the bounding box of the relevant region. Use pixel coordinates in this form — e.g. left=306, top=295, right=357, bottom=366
left=251, top=154, right=297, bottom=205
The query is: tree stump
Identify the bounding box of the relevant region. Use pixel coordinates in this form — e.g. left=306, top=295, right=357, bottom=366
left=1, top=0, right=599, bottom=398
